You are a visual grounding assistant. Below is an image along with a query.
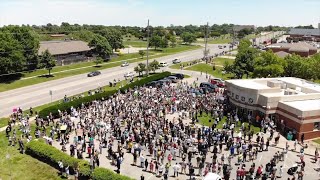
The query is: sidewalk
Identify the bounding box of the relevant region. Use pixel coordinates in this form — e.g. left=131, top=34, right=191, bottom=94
left=20, top=54, right=160, bottom=81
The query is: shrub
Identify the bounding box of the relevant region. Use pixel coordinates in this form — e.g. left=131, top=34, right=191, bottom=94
left=92, top=167, right=133, bottom=180
left=26, top=140, right=133, bottom=179
left=39, top=72, right=171, bottom=119
left=25, top=140, right=90, bottom=178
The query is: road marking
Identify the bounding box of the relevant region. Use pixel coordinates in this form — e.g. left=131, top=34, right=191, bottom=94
left=146, top=174, right=154, bottom=180
left=258, top=154, right=263, bottom=164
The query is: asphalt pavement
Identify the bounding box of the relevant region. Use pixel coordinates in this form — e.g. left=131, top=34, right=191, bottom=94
left=0, top=32, right=285, bottom=118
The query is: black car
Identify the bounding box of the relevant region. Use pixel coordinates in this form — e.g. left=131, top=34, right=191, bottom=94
left=200, top=82, right=217, bottom=91
left=172, top=73, right=184, bottom=79
left=146, top=81, right=160, bottom=88
left=87, top=71, right=101, bottom=77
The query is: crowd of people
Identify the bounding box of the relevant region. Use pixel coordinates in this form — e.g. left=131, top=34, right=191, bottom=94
left=4, top=78, right=318, bottom=180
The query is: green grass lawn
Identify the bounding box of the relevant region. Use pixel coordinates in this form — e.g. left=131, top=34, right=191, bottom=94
left=185, top=63, right=233, bottom=80
left=0, top=118, right=9, bottom=128
left=124, top=40, right=148, bottom=48
left=198, top=113, right=260, bottom=134
left=313, top=139, right=320, bottom=145
left=0, top=129, right=63, bottom=180
left=0, top=45, right=200, bottom=92
left=213, top=58, right=234, bottom=66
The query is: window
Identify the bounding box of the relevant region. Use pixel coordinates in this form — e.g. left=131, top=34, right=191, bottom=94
left=235, top=95, right=239, bottom=100
left=314, top=122, right=320, bottom=131
left=241, top=96, right=245, bottom=102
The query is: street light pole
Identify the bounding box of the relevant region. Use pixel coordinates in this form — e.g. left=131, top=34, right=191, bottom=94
left=204, top=22, right=209, bottom=63
left=146, top=19, right=150, bottom=76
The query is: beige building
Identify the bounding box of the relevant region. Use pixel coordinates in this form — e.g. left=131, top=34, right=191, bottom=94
left=226, top=77, right=320, bottom=140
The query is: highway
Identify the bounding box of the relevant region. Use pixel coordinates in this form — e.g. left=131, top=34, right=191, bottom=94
left=0, top=32, right=284, bottom=117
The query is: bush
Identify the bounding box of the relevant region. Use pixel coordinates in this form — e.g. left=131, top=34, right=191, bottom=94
left=26, top=140, right=133, bottom=179
left=39, top=72, right=171, bottom=119
left=25, top=140, right=90, bottom=178
left=92, top=167, right=133, bottom=180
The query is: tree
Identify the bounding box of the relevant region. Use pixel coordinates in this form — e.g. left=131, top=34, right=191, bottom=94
left=180, top=32, right=197, bottom=44
left=134, top=63, right=146, bottom=76
left=94, top=57, right=103, bottom=67
left=98, top=28, right=124, bottom=51
left=0, top=32, right=25, bottom=75
left=148, top=60, right=160, bottom=73
left=1, top=26, right=40, bottom=71
left=168, top=35, right=177, bottom=47
left=149, top=35, right=162, bottom=50
left=160, top=38, right=168, bottom=48
left=228, top=39, right=257, bottom=78
left=252, top=50, right=286, bottom=78
left=39, top=49, right=55, bottom=76
left=68, top=30, right=96, bottom=42
left=237, top=28, right=254, bottom=39
left=88, top=34, right=112, bottom=59
left=138, top=50, right=145, bottom=59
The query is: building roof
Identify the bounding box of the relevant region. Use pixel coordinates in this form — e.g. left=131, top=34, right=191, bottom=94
left=275, top=51, right=290, bottom=58
left=281, top=99, right=320, bottom=111
left=38, top=40, right=91, bottom=55
left=233, top=25, right=255, bottom=32
left=227, top=77, right=320, bottom=92
left=267, top=42, right=317, bottom=52
left=289, top=28, right=320, bottom=36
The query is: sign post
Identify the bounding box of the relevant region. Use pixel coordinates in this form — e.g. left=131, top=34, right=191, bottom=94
left=49, top=90, right=53, bottom=103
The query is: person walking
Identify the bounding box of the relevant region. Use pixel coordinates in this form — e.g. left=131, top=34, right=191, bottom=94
left=173, top=162, right=180, bottom=177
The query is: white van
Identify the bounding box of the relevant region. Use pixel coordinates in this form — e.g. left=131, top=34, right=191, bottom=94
left=159, top=62, right=168, bottom=67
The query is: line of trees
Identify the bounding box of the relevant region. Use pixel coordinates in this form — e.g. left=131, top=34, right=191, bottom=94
left=224, top=39, right=320, bottom=80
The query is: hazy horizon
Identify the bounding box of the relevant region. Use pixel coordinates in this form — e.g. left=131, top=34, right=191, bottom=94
left=0, top=0, right=319, bottom=28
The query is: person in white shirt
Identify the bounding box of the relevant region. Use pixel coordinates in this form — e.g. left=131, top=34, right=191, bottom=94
left=173, top=163, right=181, bottom=177
left=140, top=154, right=145, bottom=168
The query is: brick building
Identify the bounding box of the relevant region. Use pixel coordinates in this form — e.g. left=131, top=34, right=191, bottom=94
left=266, top=42, right=317, bottom=57
left=288, top=24, right=320, bottom=42
left=226, top=77, right=320, bottom=140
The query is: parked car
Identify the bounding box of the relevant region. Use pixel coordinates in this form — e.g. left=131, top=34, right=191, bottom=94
left=158, top=79, right=171, bottom=86
left=159, top=62, right=168, bottom=67
left=172, top=73, right=184, bottom=79
left=200, top=82, right=218, bottom=92
left=87, top=71, right=101, bottom=77
left=146, top=81, right=160, bottom=88
left=210, top=78, right=225, bottom=87
left=172, top=59, right=181, bottom=64
left=218, top=45, right=223, bottom=49
left=124, top=72, right=135, bottom=78
left=165, top=76, right=179, bottom=83
left=121, top=61, right=129, bottom=67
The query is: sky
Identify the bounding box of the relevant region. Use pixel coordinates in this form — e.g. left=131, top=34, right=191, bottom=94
left=0, top=0, right=319, bottom=27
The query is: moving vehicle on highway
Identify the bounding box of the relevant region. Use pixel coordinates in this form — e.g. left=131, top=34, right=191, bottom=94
left=172, top=58, right=181, bottom=64
left=121, top=61, right=129, bottom=67
left=124, top=72, right=135, bottom=78
left=159, top=62, right=168, bottom=67
left=87, top=71, right=101, bottom=77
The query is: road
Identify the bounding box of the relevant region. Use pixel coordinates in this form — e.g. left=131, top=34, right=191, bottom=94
left=0, top=32, right=284, bottom=118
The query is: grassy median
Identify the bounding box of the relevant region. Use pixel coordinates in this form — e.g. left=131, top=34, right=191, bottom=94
left=0, top=45, right=200, bottom=92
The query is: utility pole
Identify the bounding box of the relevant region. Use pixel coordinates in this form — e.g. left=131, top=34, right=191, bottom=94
left=204, top=22, right=209, bottom=63
left=146, top=19, right=150, bottom=76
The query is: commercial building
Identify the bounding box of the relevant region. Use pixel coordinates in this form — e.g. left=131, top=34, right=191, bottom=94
left=266, top=42, right=317, bottom=57
left=226, top=77, right=320, bottom=140
left=288, top=24, right=320, bottom=42
left=38, top=40, right=92, bottom=65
